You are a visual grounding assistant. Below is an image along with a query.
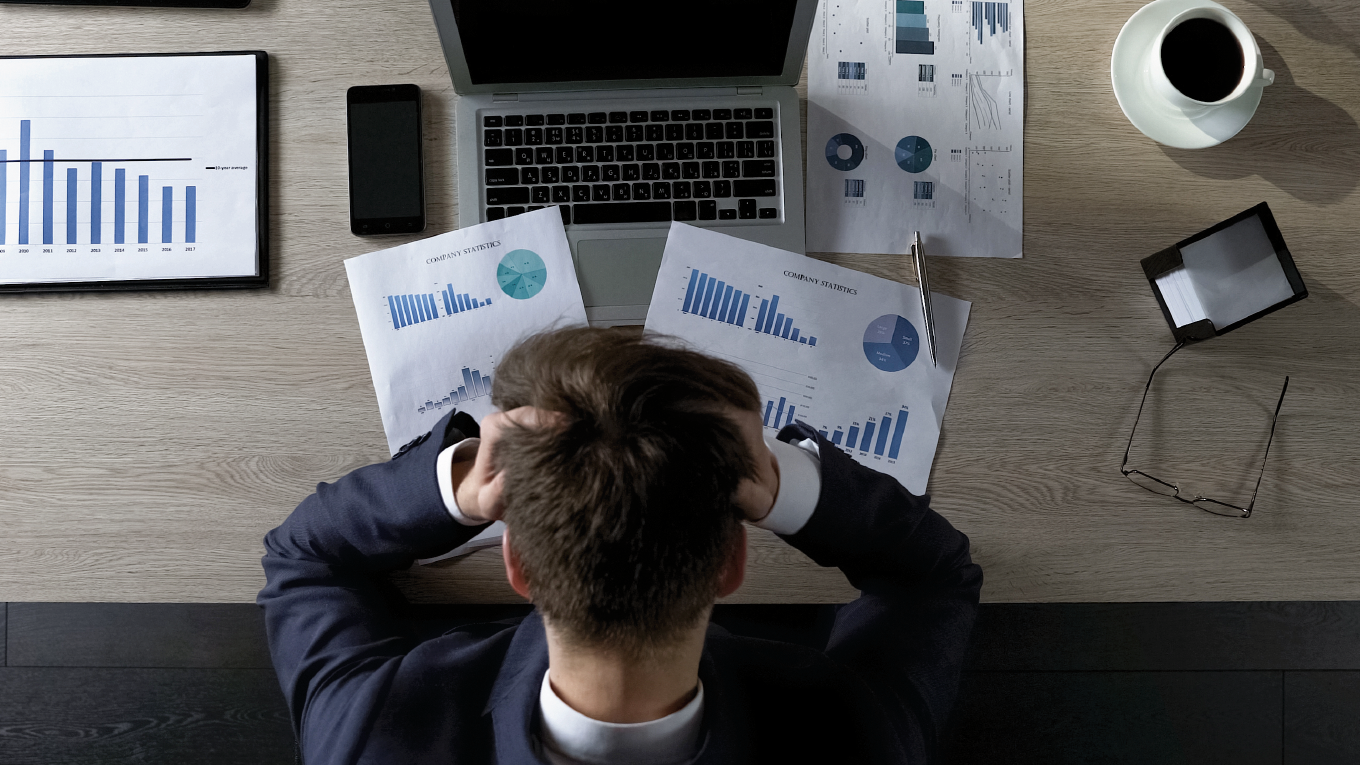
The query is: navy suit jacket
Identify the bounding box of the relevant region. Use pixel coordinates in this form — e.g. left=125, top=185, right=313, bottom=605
left=259, top=410, right=982, bottom=764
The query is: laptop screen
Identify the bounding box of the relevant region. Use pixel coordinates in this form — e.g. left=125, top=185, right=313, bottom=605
left=449, top=1, right=800, bottom=85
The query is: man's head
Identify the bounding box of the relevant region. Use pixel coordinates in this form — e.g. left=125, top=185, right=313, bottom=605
left=491, top=327, right=762, bottom=658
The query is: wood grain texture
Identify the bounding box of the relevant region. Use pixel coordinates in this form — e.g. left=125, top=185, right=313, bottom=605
left=943, top=671, right=1284, bottom=765
left=0, top=667, right=293, bottom=765
left=7, top=604, right=271, bottom=668
left=1283, top=671, right=1360, bottom=765
left=0, top=0, right=1358, bottom=602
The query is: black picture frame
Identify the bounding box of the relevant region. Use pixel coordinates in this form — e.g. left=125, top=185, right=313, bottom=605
left=0, top=0, right=249, bottom=8
left=0, top=51, right=269, bottom=293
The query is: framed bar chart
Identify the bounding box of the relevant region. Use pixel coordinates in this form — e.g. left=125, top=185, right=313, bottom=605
left=0, top=52, right=267, bottom=290
left=817, top=407, right=910, bottom=460
left=679, top=266, right=818, bottom=346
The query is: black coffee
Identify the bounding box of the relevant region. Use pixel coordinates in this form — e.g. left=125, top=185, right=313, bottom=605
left=1160, top=17, right=1244, bottom=102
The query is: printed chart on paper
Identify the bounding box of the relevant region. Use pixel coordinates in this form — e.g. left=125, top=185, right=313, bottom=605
left=807, top=0, right=1024, bottom=258
left=645, top=223, right=970, bottom=494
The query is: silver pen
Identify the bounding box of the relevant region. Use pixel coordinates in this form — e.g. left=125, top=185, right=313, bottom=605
left=912, top=231, right=938, bottom=367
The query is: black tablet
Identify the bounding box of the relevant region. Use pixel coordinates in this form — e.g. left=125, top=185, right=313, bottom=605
left=0, top=0, right=248, bottom=8
left=0, top=51, right=268, bottom=292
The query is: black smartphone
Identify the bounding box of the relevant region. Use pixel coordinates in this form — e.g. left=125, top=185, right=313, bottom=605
left=346, top=84, right=426, bottom=236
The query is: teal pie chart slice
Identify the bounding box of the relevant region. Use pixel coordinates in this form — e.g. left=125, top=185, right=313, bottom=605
left=863, top=314, right=919, bottom=372
left=497, top=249, right=548, bottom=300
left=825, top=133, right=865, bottom=171
left=895, top=135, right=932, bottom=173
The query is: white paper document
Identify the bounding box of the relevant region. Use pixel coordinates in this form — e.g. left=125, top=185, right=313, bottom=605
left=645, top=224, right=969, bottom=494
left=806, top=0, right=1024, bottom=258
left=0, top=54, right=261, bottom=283
left=345, top=207, right=588, bottom=455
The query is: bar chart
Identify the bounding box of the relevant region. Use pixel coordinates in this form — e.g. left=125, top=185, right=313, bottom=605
left=761, top=395, right=804, bottom=430
left=971, top=1, right=1010, bottom=43
left=416, top=365, right=494, bottom=415
left=680, top=267, right=818, bottom=346
left=1, top=119, right=197, bottom=246
left=896, top=1, right=935, bottom=55
left=387, top=284, right=494, bottom=330
left=817, top=407, right=910, bottom=460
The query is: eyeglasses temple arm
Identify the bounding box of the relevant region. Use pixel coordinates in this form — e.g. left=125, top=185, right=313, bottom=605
left=1245, top=376, right=1289, bottom=512
left=1122, top=341, right=1186, bottom=472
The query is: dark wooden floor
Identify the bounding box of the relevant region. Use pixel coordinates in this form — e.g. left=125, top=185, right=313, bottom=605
left=1, top=601, right=1357, bottom=764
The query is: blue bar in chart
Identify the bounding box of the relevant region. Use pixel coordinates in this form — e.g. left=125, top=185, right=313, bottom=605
left=0, top=149, right=6, bottom=244
left=896, top=1, right=935, bottom=55
left=972, top=1, right=1009, bottom=43
left=760, top=396, right=801, bottom=429
left=91, top=162, right=102, bottom=244
left=818, top=408, right=910, bottom=459
left=42, top=150, right=53, bottom=244
left=66, top=168, right=77, bottom=244
left=18, top=120, right=30, bottom=244
left=389, top=285, right=493, bottom=329
left=114, top=170, right=126, bottom=244
left=161, top=186, right=172, bottom=243
left=186, top=186, right=196, bottom=243
left=138, top=175, right=149, bottom=243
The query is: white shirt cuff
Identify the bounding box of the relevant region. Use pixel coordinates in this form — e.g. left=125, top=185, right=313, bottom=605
left=754, top=436, right=821, bottom=535
left=436, top=438, right=486, bottom=526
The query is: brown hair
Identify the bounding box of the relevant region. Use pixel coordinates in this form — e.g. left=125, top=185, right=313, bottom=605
left=492, top=327, right=760, bottom=656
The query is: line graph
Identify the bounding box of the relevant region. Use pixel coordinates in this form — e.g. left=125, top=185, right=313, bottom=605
left=964, top=69, right=1011, bottom=139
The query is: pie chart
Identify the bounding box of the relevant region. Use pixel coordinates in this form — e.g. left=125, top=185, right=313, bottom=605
left=895, top=135, right=932, bottom=173
left=863, top=314, right=919, bottom=372
left=497, top=249, right=547, bottom=300
left=825, top=133, right=865, bottom=171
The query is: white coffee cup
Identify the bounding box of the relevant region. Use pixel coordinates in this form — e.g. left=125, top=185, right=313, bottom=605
left=1146, top=2, right=1274, bottom=117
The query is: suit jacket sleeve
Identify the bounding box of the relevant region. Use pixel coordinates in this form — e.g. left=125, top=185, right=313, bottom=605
left=776, top=422, right=983, bottom=764
left=256, top=411, right=489, bottom=763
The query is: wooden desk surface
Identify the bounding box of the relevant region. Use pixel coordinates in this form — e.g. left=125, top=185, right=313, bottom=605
left=1, top=0, right=1357, bottom=604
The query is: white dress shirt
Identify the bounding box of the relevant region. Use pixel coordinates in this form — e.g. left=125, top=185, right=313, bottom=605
left=433, top=432, right=823, bottom=763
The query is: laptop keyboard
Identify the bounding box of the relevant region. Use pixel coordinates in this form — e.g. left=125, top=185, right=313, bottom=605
left=480, top=107, right=782, bottom=226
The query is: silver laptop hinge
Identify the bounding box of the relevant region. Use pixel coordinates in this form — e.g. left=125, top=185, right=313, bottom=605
left=491, top=93, right=520, bottom=102
left=736, top=86, right=763, bottom=95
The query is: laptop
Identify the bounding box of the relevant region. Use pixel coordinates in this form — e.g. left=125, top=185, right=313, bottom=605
left=428, top=0, right=816, bottom=325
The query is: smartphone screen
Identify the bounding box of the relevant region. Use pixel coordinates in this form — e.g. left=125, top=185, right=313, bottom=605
left=347, top=84, right=425, bottom=235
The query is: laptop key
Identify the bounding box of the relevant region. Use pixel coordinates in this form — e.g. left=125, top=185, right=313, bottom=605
left=699, top=200, right=717, bottom=220
left=702, top=162, right=720, bottom=178
left=692, top=109, right=712, bottom=121
left=677, top=143, right=695, bottom=160
left=632, top=182, right=651, bottom=200
left=643, top=163, right=661, bottom=180
left=576, top=146, right=595, bottom=163
left=487, top=187, right=530, bottom=205
left=566, top=127, right=584, bottom=144
left=674, top=201, right=698, bottom=221
left=586, top=126, right=604, bottom=143
left=718, top=142, right=735, bottom=159
left=656, top=143, right=675, bottom=161
left=588, top=112, right=608, bottom=124
left=527, top=115, right=545, bottom=126
left=714, top=180, right=732, bottom=197
left=650, top=110, right=669, bottom=122
left=705, top=123, right=724, bottom=140
left=612, top=183, right=630, bottom=201
left=486, top=168, right=519, bottom=185
left=652, top=182, right=671, bottom=200
left=563, top=166, right=580, bottom=183
left=515, top=148, right=534, bottom=165
left=556, top=147, right=574, bottom=164
left=722, top=161, right=741, bottom=178
left=485, top=148, right=514, bottom=166
left=572, top=185, right=591, bottom=202
left=504, top=128, right=523, bottom=146
left=713, top=109, right=732, bottom=120
left=597, top=145, right=615, bottom=163
left=546, top=127, right=563, bottom=145
left=573, top=201, right=671, bottom=224
left=552, top=186, right=571, bottom=203
left=583, top=165, right=600, bottom=182
left=738, top=199, right=756, bottom=218
left=505, top=115, right=524, bottom=127
left=535, top=147, right=554, bottom=164
left=559, top=205, right=571, bottom=225
left=484, top=129, right=503, bottom=146
left=685, top=124, right=704, bottom=141
left=625, top=125, right=644, bottom=142
left=742, top=160, right=777, bottom=177
left=568, top=113, right=587, bottom=124
left=747, top=121, right=776, bottom=138
left=719, top=208, right=736, bottom=219
left=525, top=128, right=543, bottom=145
left=694, top=181, right=712, bottom=198
left=605, top=125, right=624, bottom=143
left=644, top=125, right=664, bottom=142
left=521, top=167, right=539, bottom=184
left=637, top=144, right=655, bottom=161
left=758, top=141, right=776, bottom=158
left=630, top=111, right=649, bottom=123
left=665, top=124, right=684, bottom=141
left=734, top=108, right=753, bottom=120
left=609, top=111, right=628, bottom=123
left=617, top=145, right=635, bottom=162
left=483, top=115, right=502, bottom=128
left=603, top=165, right=620, bottom=182
left=734, top=179, right=777, bottom=197
left=507, top=206, right=526, bottom=216
left=725, top=122, right=743, bottom=140
left=737, top=141, right=755, bottom=158
left=662, top=162, right=681, bottom=180
left=755, top=107, right=774, bottom=119
left=671, top=109, right=690, bottom=121
left=543, top=167, right=560, bottom=183
left=486, top=206, right=505, bottom=220
left=759, top=207, right=778, bottom=219
left=682, top=162, right=700, bottom=179
left=532, top=186, right=550, bottom=204
left=592, top=184, right=611, bottom=201
left=547, top=114, right=566, bottom=125
left=697, top=142, right=715, bottom=159
left=623, top=164, right=640, bottom=181
left=673, top=181, right=692, bottom=199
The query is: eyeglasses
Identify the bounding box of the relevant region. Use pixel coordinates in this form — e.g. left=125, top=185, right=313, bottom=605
left=1120, top=342, right=1288, bottom=518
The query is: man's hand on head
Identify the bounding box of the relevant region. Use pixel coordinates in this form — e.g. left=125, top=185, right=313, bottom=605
left=731, top=408, right=780, bottom=524
left=452, top=407, right=562, bottom=523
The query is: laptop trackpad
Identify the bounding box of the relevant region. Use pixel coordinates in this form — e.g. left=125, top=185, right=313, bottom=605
left=575, top=238, right=666, bottom=307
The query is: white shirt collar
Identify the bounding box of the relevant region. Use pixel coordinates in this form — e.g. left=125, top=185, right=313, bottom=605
left=537, top=670, right=704, bottom=765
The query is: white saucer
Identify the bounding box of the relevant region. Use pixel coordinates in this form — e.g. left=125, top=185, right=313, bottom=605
left=1111, top=0, right=1264, bottom=149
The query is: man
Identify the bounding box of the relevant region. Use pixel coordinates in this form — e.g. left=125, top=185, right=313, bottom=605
left=259, top=327, right=981, bottom=764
